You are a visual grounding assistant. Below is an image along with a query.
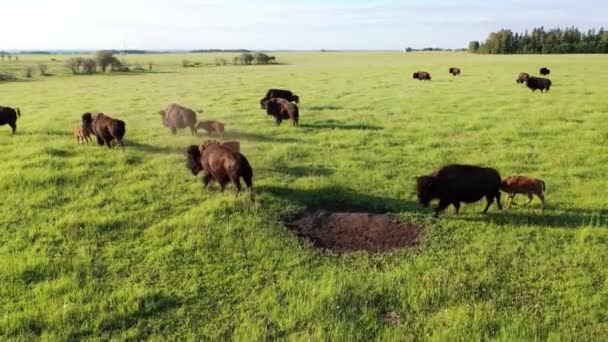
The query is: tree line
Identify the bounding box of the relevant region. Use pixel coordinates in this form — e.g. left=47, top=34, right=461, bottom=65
left=469, top=27, right=608, bottom=54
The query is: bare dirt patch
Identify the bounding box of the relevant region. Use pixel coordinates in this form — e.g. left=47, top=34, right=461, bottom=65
left=287, top=211, right=423, bottom=253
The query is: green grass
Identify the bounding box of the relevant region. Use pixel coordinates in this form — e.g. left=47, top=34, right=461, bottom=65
left=1, top=52, right=608, bottom=340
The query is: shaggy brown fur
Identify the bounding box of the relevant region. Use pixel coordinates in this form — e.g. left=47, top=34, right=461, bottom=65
left=186, top=142, right=253, bottom=193
left=199, top=139, right=240, bottom=153
left=0, top=106, right=20, bottom=134
left=74, top=125, right=92, bottom=144
left=260, top=89, right=300, bottom=109
left=417, top=164, right=502, bottom=216
left=449, top=67, right=461, bottom=76
left=81, top=112, right=126, bottom=149
left=263, top=98, right=299, bottom=126
left=526, top=76, right=552, bottom=92
left=516, top=72, right=530, bottom=84
left=196, top=120, right=225, bottom=137
left=413, top=71, right=431, bottom=80
left=500, top=175, right=546, bottom=210
left=160, top=103, right=198, bottom=135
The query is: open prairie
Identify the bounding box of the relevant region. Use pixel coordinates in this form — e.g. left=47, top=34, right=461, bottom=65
left=1, top=52, right=608, bottom=340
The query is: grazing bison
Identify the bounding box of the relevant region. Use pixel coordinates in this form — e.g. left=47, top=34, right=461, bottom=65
left=416, top=164, right=502, bottom=216
left=540, top=67, right=550, bottom=75
left=413, top=71, right=431, bottom=80
left=196, top=120, right=224, bottom=137
left=516, top=72, right=530, bottom=84
left=74, top=125, right=92, bottom=144
left=449, top=67, right=461, bottom=76
left=81, top=113, right=126, bottom=149
left=260, top=89, right=300, bottom=109
left=526, top=76, right=552, bottom=92
left=0, top=106, right=20, bottom=134
left=500, top=175, right=546, bottom=211
left=218, top=140, right=240, bottom=153
left=159, top=103, right=198, bottom=135
left=186, top=141, right=253, bottom=193
left=263, top=98, right=299, bottom=126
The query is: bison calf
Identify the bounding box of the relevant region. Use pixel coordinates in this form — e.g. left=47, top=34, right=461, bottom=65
left=0, top=106, right=21, bottom=135
left=74, top=125, right=92, bottom=144
left=413, top=71, right=431, bottom=81
left=81, top=112, right=126, bottom=149
left=160, top=103, right=198, bottom=135
left=186, top=141, right=252, bottom=194
left=526, top=76, right=552, bottom=92
left=196, top=120, right=225, bottom=137
left=416, top=164, right=502, bottom=216
left=540, top=67, right=550, bottom=76
left=263, top=98, right=299, bottom=126
left=500, top=175, right=546, bottom=211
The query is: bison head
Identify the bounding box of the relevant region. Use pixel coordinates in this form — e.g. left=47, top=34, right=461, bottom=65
left=260, top=97, right=268, bottom=109
left=265, top=99, right=279, bottom=115
left=293, top=95, right=300, bottom=104
left=158, top=110, right=170, bottom=127
left=416, top=175, right=438, bottom=207
left=185, top=145, right=203, bottom=175
left=412, top=72, right=419, bottom=79
left=81, top=112, right=94, bottom=132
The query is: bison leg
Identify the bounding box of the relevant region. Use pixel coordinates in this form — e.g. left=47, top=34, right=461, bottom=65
left=495, top=191, right=502, bottom=210
left=170, top=127, right=177, bottom=134
left=482, top=193, right=499, bottom=213
left=202, top=173, right=213, bottom=189
left=524, top=193, right=534, bottom=206
left=96, top=136, right=104, bottom=146
left=434, top=200, right=450, bottom=217
left=105, top=140, right=113, bottom=149
left=189, top=125, right=197, bottom=136
left=243, top=176, right=253, bottom=191
left=9, top=122, right=16, bottom=134
left=453, top=201, right=461, bottom=215
left=232, top=178, right=242, bottom=195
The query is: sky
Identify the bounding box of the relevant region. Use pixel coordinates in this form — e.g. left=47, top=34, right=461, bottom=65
left=2, top=0, right=607, bottom=50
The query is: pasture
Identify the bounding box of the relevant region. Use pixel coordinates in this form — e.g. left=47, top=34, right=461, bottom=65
left=1, top=52, right=607, bottom=340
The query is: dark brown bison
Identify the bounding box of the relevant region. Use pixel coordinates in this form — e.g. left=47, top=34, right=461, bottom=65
left=500, top=175, right=546, bottom=211
left=449, top=67, right=461, bottom=76
left=159, top=103, right=198, bottom=135
left=416, top=164, right=502, bottom=216
left=516, top=72, right=530, bottom=84
left=196, top=120, right=224, bottom=137
left=186, top=141, right=253, bottom=193
left=526, top=76, right=552, bottom=92
left=0, top=106, right=20, bottom=134
left=413, top=71, right=431, bottom=80
left=260, top=89, right=300, bottom=109
left=540, top=67, right=550, bottom=76
left=81, top=113, right=126, bottom=149
left=263, top=98, right=299, bottom=126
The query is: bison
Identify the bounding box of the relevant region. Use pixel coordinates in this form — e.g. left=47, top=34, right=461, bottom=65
left=525, top=76, right=552, bottom=92
left=500, top=175, right=546, bottom=211
left=260, top=89, right=300, bottom=109
left=416, top=164, right=502, bottom=216
left=263, top=98, right=299, bottom=126
left=186, top=141, right=253, bottom=193
left=516, top=72, right=530, bottom=84
left=159, top=103, right=199, bottom=135
left=540, top=67, right=550, bottom=76
left=0, top=106, right=21, bottom=134
left=81, top=112, right=126, bottom=149
left=74, top=125, right=92, bottom=144
left=449, top=67, right=461, bottom=76
left=196, top=120, right=224, bottom=137
left=413, top=71, right=431, bottom=80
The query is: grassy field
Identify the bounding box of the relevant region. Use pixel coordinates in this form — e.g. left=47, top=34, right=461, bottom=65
left=1, top=52, right=608, bottom=340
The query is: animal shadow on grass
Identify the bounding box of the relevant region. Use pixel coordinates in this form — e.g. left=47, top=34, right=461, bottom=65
left=224, top=129, right=300, bottom=143
left=126, top=140, right=184, bottom=154
left=307, top=105, right=343, bottom=111
left=20, top=129, right=72, bottom=137
left=299, top=120, right=383, bottom=131
left=98, top=293, right=180, bottom=333
left=461, top=206, right=608, bottom=228
left=264, top=165, right=335, bottom=178
left=260, top=185, right=418, bottom=214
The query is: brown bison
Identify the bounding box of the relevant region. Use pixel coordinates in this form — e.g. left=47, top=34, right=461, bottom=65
left=416, top=164, right=502, bottom=216
left=263, top=98, right=299, bottom=126
left=516, top=72, right=530, bottom=84
left=81, top=113, right=126, bottom=149
left=74, top=125, right=92, bottom=144
left=449, top=67, right=461, bottom=76
left=500, top=175, right=546, bottom=210
left=219, top=140, right=240, bottom=153
left=413, top=71, right=431, bottom=80
left=159, top=103, right=198, bottom=135
left=186, top=141, right=253, bottom=193
left=0, top=106, right=20, bottom=134
left=260, top=89, right=299, bottom=109
left=540, top=67, right=550, bottom=76
left=526, top=76, right=552, bottom=92
left=196, top=120, right=224, bottom=137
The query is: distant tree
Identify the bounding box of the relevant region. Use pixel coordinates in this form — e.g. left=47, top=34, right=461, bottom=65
left=7, top=55, right=12, bottom=61
left=0, top=71, right=16, bottom=81
left=232, top=56, right=239, bottom=65
left=238, top=53, right=254, bottom=65
left=82, top=58, right=97, bottom=74
left=38, top=63, right=49, bottom=76
left=64, top=58, right=80, bottom=74
left=468, top=41, right=480, bottom=53
left=0, top=54, right=4, bottom=61
left=15, top=55, right=18, bottom=61
left=23, top=66, right=33, bottom=78
left=95, top=50, right=115, bottom=72
left=148, top=61, right=153, bottom=70
left=182, top=59, right=192, bottom=67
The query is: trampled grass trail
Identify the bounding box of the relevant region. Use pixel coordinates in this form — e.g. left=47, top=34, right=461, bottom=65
left=1, top=52, right=607, bottom=340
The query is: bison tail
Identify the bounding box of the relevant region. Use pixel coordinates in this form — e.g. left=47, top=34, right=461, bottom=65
left=540, top=180, right=546, bottom=191
left=15, top=108, right=21, bottom=117
left=114, top=120, right=126, bottom=140
left=185, top=145, right=203, bottom=175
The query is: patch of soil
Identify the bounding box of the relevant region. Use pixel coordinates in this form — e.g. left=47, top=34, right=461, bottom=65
left=287, top=211, right=422, bottom=253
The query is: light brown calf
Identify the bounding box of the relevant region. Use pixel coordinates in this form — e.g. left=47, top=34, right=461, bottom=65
left=500, top=175, right=546, bottom=210
left=74, top=125, right=92, bottom=144
left=196, top=120, right=225, bottom=137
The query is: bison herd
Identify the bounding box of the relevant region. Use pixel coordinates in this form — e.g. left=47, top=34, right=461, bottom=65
left=0, top=64, right=557, bottom=216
